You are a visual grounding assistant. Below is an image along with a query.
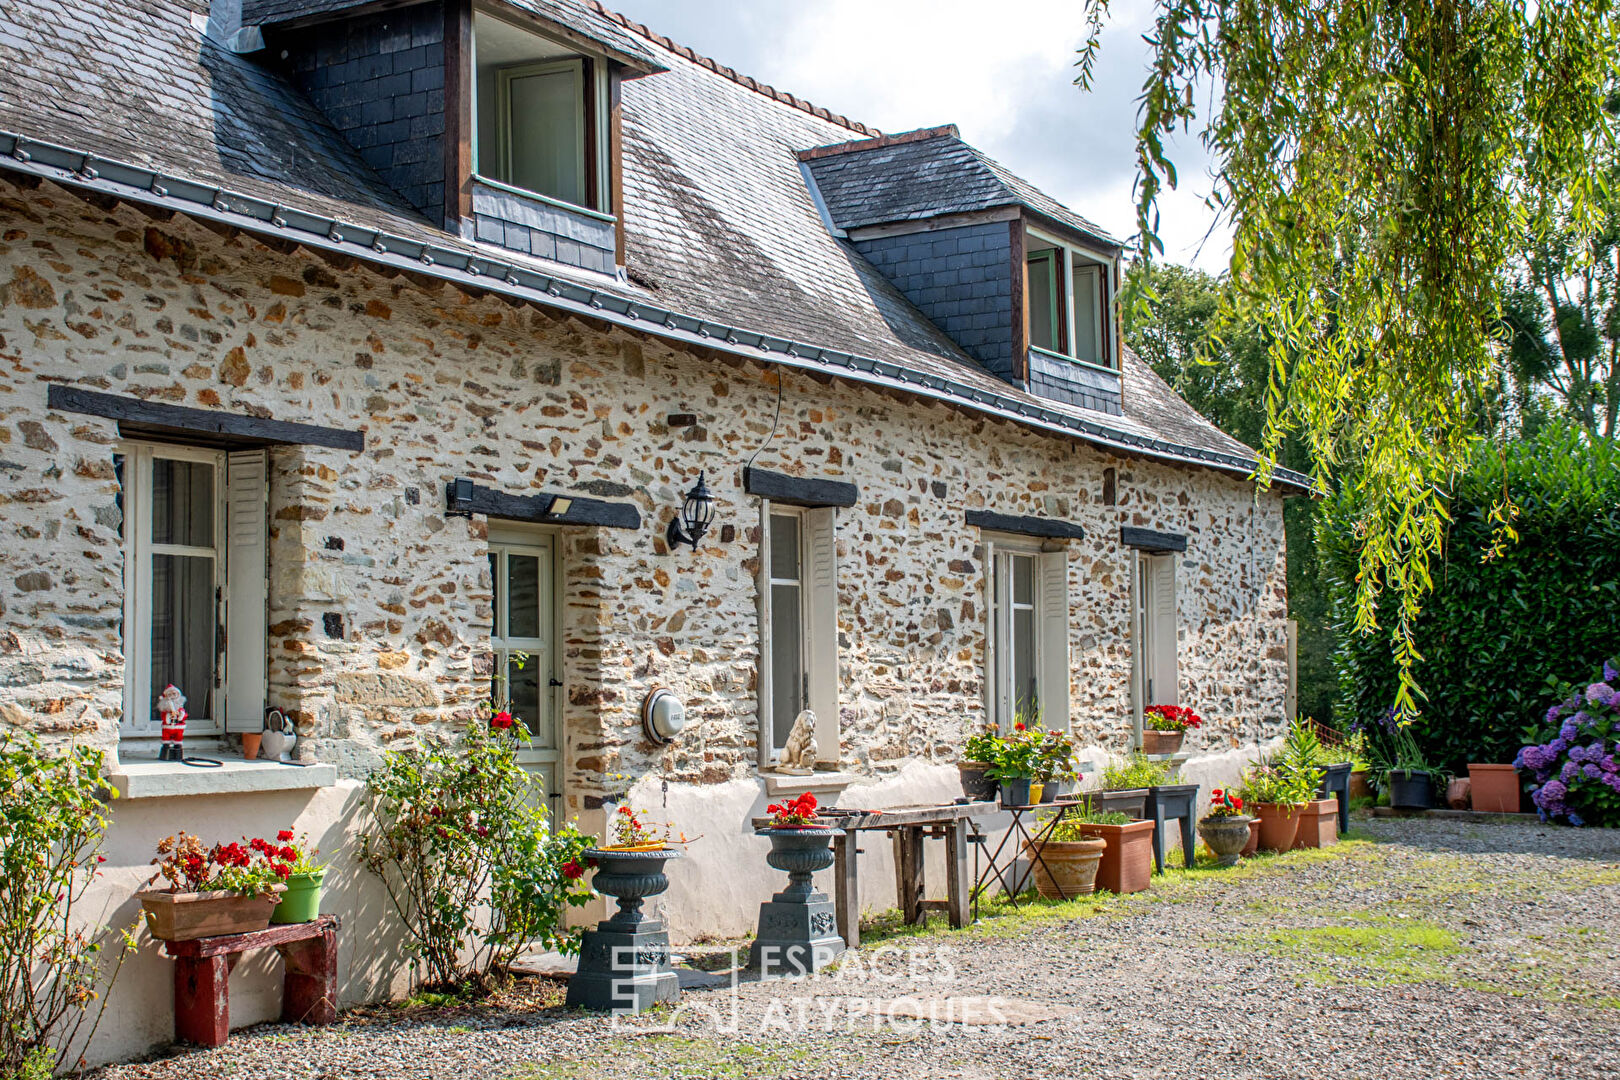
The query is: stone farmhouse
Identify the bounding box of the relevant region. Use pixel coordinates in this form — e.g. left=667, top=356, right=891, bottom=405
left=0, top=0, right=1309, bottom=1062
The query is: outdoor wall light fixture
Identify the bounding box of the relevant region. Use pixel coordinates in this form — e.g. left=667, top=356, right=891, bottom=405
left=545, top=495, right=574, bottom=518
left=641, top=686, right=687, bottom=744
left=446, top=477, right=475, bottom=517
left=665, top=471, right=715, bottom=552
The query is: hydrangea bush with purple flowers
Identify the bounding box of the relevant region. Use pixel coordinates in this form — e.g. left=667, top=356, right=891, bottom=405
left=1515, top=657, right=1620, bottom=827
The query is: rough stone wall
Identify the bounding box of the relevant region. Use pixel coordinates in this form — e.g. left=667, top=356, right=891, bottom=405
left=0, top=186, right=1290, bottom=815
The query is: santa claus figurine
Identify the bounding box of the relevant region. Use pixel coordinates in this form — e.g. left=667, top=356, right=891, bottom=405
left=157, top=684, right=188, bottom=761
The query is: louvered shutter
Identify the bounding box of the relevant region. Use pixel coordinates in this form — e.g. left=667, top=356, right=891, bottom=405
left=803, top=507, right=839, bottom=761
left=983, top=539, right=999, bottom=726
left=1148, top=554, right=1179, bottom=706
left=224, top=450, right=269, bottom=733
left=1037, top=549, right=1071, bottom=730
left=756, top=499, right=773, bottom=766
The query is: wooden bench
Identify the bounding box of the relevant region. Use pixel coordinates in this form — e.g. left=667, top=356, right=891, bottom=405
left=162, top=915, right=339, bottom=1047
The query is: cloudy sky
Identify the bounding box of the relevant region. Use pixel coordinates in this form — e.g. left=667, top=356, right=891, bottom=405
left=605, top=0, right=1229, bottom=270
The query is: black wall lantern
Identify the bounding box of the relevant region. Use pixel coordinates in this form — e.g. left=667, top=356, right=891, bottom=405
left=446, top=477, right=475, bottom=517
left=665, top=471, right=715, bottom=552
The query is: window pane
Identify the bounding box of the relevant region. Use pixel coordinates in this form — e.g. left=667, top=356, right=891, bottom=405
left=1012, top=555, right=1034, bottom=605
left=151, top=458, right=213, bottom=547
left=769, top=515, right=800, bottom=581
left=506, top=655, right=544, bottom=740
left=1027, top=250, right=1060, bottom=352
left=771, top=582, right=803, bottom=748
left=150, top=553, right=214, bottom=722
left=507, top=66, right=584, bottom=206
left=506, top=554, right=541, bottom=639
left=1074, top=262, right=1101, bottom=364
left=1012, top=605, right=1037, bottom=716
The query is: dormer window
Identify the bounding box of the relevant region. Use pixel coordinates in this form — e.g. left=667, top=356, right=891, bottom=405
left=1025, top=228, right=1115, bottom=369
left=473, top=9, right=611, bottom=213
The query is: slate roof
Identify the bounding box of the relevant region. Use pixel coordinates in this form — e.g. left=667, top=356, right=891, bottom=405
left=243, top=0, right=663, bottom=71
left=802, top=129, right=1120, bottom=249
left=0, top=0, right=1309, bottom=491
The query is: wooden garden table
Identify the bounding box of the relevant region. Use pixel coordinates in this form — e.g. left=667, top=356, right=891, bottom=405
left=162, top=915, right=339, bottom=1047
left=751, top=802, right=1001, bottom=948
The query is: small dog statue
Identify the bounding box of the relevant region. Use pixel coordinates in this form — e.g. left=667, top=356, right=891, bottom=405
left=779, top=709, right=818, bottom=774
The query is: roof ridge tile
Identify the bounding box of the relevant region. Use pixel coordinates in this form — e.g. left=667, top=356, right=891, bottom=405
left=587, top=1, right=878, bottom=136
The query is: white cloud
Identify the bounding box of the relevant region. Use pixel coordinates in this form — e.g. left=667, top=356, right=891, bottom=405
left=607, top=0, right=1230, bottom=270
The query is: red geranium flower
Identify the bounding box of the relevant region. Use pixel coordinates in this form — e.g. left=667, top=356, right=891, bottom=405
left=277, top=829, right=295, bottom=843
left=491, top=711, right=515, bottom=730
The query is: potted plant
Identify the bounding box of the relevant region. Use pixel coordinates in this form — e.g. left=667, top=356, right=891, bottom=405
left=1141, top=704, right=1202, bottom=755
left=1072, top=803, right=1155, bottom=894
left=959, top=725, right=1002, bottom=802
left=1379, top=717, right=1435, bottom=810
left=1035, top=726, right=1079, bottom=803
left=1284, top=717, right=1346, bottom=843
left=137, top=832, right=288, bottom=941
left=1023, top=813, right=1107, bottom=899
left=581, top=806, right=690, bottom=928
left=262, top=830, right=328, bottom=924
left=1347, top=729, right=1375, bottom=802
left=752, top=792, right=845, bottom=974
left=1197, top=788, right=1253, bottom=867
left=1090, top=753, right=1168, bottom=818
left=1240, top=761, right=1317, bottom=852
left=987, top=722, right=1041, bottom=808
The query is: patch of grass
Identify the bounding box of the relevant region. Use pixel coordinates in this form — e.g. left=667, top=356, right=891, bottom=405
left=504, top=1035, right=816, bottom=1080
left=1238, top=916, right=1465, bottom=987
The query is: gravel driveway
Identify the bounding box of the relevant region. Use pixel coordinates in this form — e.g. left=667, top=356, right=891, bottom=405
left=95, top=817, right=1620, bottom=1080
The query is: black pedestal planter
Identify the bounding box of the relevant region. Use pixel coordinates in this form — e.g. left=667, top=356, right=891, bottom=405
left=566, top=849, right=682, bottom=1013
left=1091, top=787, right=1148, bottom=819
left=750, top=828, right=846, bottom=976
left=1388, top=770, right=1434, bottom=811
left=1316, top=762, right=1353, bottom=833
left=1144, top=783, right=1199, bottom=873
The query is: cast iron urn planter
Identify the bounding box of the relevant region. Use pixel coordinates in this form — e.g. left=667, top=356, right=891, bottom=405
left=750, top=828, right=846, bottom=976
left=566, top=848, right=683, bottom=1013
left=1197, top=815, right=1254, bottom=868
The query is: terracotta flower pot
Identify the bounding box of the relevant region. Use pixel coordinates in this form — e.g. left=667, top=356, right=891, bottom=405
left=1075, top=819, right=1155, bottom=894
left=1022, top=837, right=1107, bottom=899
left=1241, top=817, right=1260, bottom=858
left=241, top=732, right=262, bottom=760
left=1140, top=729, right=1185, bottom=755
left=137, top=886, right=287, bottom=942
left=1254, top=803, right=1303, bottom=852
left=1468, top=764, right=1521, bottom=814
left=1348, top=770, right=1372, bottom=803
left=1290, top=799, right=1339, bottom=849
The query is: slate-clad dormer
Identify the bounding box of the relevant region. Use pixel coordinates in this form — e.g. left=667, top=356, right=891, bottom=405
left=801, top=126, right=1126, bottom=415
left=248, top=0, right=665, bottom=276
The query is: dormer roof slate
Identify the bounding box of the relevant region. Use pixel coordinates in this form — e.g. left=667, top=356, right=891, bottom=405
left=801, top=128, right=1120, bottom=249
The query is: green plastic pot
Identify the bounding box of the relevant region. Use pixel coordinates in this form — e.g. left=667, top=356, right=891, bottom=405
left=270, top=869, right=326, bottom=924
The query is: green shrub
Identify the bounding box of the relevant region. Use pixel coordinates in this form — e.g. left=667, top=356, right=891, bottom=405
left=1100, top=753, right=1177, bottom=790
left=1, top=731, right=134, bottom=1076
left=359, top=718, right=595, bottom=992
left=1322, top=425, right=1620, bottom=771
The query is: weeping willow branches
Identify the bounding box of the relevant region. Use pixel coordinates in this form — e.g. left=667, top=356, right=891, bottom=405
left=1083, top=0, right=1620, bottom=717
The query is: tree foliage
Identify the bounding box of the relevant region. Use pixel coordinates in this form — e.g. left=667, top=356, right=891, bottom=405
left=1124, top=261, right=1336, bottom=722
left=1083, top=0, right=1620, bottom=720
left=1321, top=426, right=1620, bottom=773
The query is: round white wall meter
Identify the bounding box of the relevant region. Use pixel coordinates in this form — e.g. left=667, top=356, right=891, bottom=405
left=642, top=687, right=686, bottom=744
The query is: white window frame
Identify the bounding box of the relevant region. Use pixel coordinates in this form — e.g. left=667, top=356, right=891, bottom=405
left=757, top=500, right=839, bottom=767
left=119, top=442, right=226, bottom=740
left=983, top=536, right=1071, bottom=732
left=488, top=527, right=564, bottom=773
left=1025, top=224, right=1118, bottom=371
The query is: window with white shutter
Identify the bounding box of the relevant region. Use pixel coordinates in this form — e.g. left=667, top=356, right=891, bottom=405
left=758, top=502, right=839, bottom=762
left=1133, top=551, right=1180, bottom=731
left=118, top=442, right=271, bottom=742
left=986, top=539, right=1071, bottom=731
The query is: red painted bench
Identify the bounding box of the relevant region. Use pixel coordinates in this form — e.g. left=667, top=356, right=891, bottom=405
left=161, top=915, right=339, bottom=1047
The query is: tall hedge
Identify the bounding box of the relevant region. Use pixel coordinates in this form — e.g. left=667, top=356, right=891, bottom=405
left=1322, top=426, right=1620, bottom=772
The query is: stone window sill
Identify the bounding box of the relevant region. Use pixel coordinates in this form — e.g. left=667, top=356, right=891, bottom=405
left=761, top=770, right=858, bottom=796
left=108, top=758, right=337, bottom=800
